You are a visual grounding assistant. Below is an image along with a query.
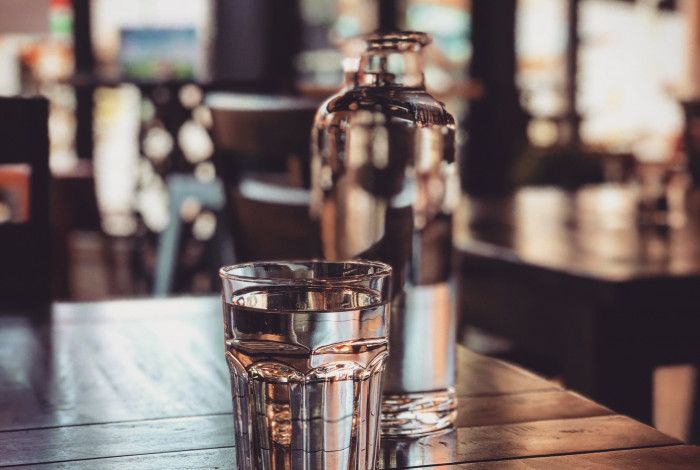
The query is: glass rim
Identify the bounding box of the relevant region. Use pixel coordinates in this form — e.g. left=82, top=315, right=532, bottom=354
left=219, top=259, right=392, bottom=285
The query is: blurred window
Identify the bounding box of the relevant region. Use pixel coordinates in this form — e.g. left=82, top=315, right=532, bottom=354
left=298, top=0, right=378, bottom=88
left=403, top=0, right=471, bottom=98
left=578, top=0, right=685, bottom=161
left=516, top=0, right=568, bottom=119
left=516, top=0, right=569, bottom=148
left=92, top=85, right=141, bottom=236
left=91, top=0, right=213, bottom=79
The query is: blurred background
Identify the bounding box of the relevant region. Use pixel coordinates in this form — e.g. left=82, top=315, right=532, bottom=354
left=2, top=0, right=700, bottom=442
left=1, top=0, right=694, bottom=297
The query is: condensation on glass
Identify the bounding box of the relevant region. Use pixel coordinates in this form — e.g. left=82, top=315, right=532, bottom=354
left=311, top=32, right=459, bottom=436
left=220, top=260, right=392, bottom=469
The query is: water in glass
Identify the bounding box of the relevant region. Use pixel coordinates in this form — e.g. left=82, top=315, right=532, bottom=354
left=224, top=284, right=389, bottom=469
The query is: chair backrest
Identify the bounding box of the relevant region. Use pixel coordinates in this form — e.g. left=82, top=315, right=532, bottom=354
left=207, top=93, right=319, bottom=158
left=0, top=97, right=50, bottom=306
left=207, top=93, right=323, bottom=262
left=229, top=174, right=321, bottom=261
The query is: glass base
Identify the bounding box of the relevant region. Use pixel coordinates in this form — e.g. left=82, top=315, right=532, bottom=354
left=380, top=388, right=457, bottom=436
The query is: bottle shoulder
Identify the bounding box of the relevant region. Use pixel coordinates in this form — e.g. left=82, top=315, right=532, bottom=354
left=317, top=86, right=455, bottom=127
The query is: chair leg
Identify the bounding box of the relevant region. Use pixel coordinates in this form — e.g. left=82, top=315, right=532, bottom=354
left=203, top=212, right=236, bottom=290
left=153, top=216, right=182, bottom=296
left=217, top=210, right=237, bottom=265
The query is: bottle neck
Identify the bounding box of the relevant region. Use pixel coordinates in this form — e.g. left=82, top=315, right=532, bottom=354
left=357, top=48, right=425, bottom=89
left=341, top=57, right=360, bottom=89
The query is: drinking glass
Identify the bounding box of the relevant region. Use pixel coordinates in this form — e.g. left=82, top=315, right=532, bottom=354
left=220, top=260, right=392, bottom=470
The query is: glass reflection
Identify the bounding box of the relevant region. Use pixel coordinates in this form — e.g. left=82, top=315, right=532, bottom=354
left=379, top=427, right=457, bottom=469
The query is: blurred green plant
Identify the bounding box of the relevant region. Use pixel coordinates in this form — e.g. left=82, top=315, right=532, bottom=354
left=512, top=146, right=605, bottom=189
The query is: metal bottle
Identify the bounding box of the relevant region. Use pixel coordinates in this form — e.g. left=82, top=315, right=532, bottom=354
left=310, top=32, right=459, bottom=435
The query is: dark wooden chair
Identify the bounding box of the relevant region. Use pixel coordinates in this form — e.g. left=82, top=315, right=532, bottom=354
left=207, top=93, right=322, bottom=262
left=230, top=174, right=321, bottom=261
left=0, top=97, right=50, bottom=307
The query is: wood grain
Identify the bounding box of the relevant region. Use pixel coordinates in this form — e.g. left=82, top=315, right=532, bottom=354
left=454, top=390, right=611, bottom=428
left=0, top=415, right=234, bottom=467
left=14, top=445, right=700, bottom=470
left=452, top=415, right=677, bottom=463
left=379, top=415, right=677, bottom=469
left=0, top=448, right=237, bottom=470
left=2, top=413, right=673, bottom=467
left=0, top=298, right=230, bottom=432
left=456, top=348, right=558, bottom=397
left=1, top=389, right=613, bottom=467
left=0, top=298, right=556, bottom=433
left=0, top=296, right=686, bottom=468
left=441, top=445, right=700, bottom=469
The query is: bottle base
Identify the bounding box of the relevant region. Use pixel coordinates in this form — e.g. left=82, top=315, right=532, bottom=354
left=380, top=388, right=457, bottom=436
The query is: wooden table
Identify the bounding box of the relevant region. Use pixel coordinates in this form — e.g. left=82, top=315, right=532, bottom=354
left=454, top=185, right=700, bottom=432
left=1, top=297, right=698, bottom=468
